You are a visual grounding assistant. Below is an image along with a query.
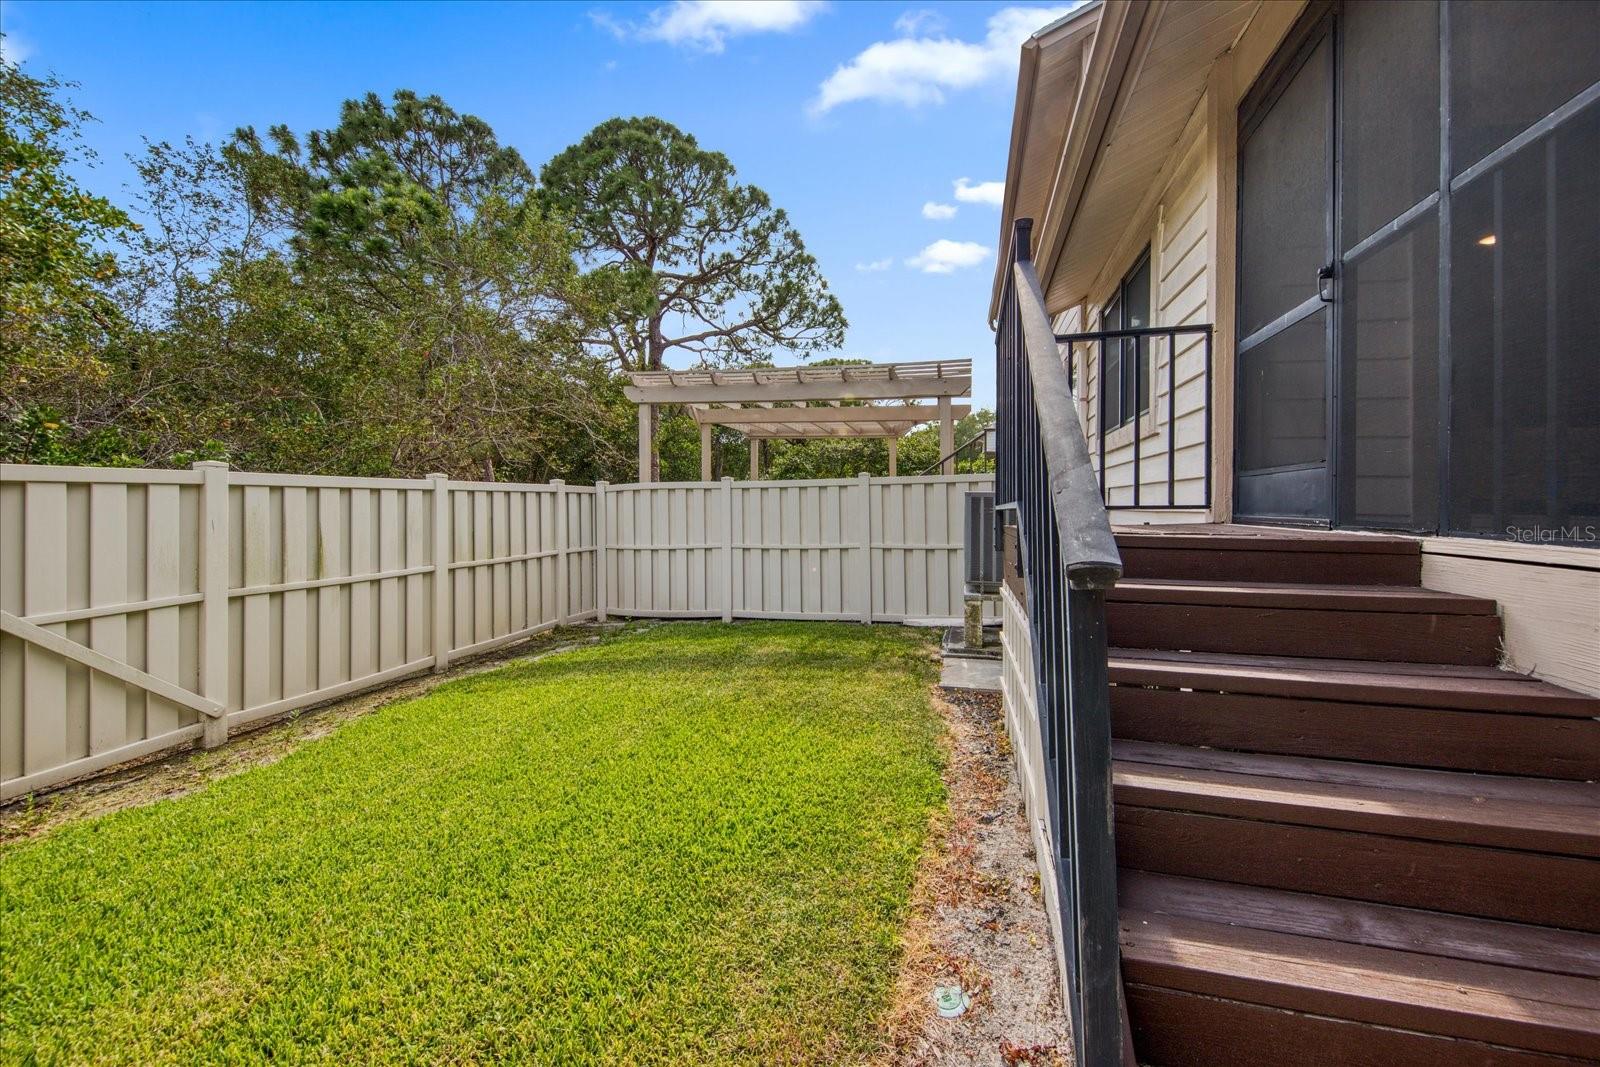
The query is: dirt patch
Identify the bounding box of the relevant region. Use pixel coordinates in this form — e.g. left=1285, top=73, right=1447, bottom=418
left=0, top=623, right=632, bottom=846
left=879, top=686, right=1072, bottom=1066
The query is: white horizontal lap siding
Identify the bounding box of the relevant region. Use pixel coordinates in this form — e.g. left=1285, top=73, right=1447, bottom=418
left=1421, top=542, right=1600, bottom=697
left=2, top=466, right=987, bottom=796
left=1085, top=125, right=1214, bottom=513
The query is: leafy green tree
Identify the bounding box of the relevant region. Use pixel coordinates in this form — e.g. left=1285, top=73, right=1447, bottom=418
left=231, top=90, right=536, bottom=300
left=226, top=91, right=626, bottom=480
left=2, top=84, right=868, bottom=486
left=99, top=137, right=378, bottom=472
left=540, top=116, right=847, bottom=478
left=894, top=409, right=996, bottom=476
left=0, top=48, right=137, bottom=462
left=762, top=409, right=995, bottom=480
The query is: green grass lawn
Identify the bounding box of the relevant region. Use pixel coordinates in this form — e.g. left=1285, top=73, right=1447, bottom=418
left=0, top=623, right=946, bottom=1065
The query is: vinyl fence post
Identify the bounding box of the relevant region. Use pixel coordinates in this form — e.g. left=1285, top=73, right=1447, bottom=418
left=721, top=476, right=735, bottom=623
left=194, top=461, right=230, bottom=749
left=427, top=473, right=451, bottom=673
left=595, top=481, right=609, bottom=622
left=857, top=471, right=874, bottom=624
left=552, top=479, right=569, bottom=624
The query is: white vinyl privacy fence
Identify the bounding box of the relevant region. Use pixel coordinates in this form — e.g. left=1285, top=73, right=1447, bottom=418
left=1, top=464, right=990, bottom=798
left=602, top=474, right=989, bottom=622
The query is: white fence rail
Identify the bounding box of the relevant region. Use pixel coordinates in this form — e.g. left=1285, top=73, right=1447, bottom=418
left=1, top=465, right=989, bottom=798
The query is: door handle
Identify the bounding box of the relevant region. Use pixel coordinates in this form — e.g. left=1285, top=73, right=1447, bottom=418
left=1317, top=263, right=1336, bottom=303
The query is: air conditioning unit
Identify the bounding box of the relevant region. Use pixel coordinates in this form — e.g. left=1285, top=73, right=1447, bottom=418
left=963, top=491, right=1001, bottom=594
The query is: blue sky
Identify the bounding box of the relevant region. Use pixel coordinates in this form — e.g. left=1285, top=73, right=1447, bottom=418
left=4, top=0, right=1080, bottom=408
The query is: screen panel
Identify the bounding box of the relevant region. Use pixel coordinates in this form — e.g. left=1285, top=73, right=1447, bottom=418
left=1240, top=35, right=1332, bottom=338
left=1238, top=311, right=1329, bottom=474
left=1449, top=106, right=1600, bottom=536
left=1340, top=0, right=1439, bottom=250
left=1450, top=0, right=1600, bottom=175
left=1339, top=218, right=1439, bottom=530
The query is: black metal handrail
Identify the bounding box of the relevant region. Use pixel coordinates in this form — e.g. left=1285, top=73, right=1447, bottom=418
left=913, top=429, right=991, bottom=477
left=996, top=218, right=1124, bottom=1067
left=1055, top=324, right=1214, bottom=510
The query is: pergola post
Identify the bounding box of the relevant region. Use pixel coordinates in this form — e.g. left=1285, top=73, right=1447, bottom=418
left=938, top=396, right=955, bottom=475
left=888, top=438, right=899, bottom=477
left=638, top=403, right=652, bottom=484
left=700, top=423, right=713, bottom=481
left=749, top=438, right=760, bottom=481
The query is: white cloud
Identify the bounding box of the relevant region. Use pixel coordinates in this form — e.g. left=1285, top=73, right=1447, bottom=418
left=602, top=0, right=827, bottom=53
left=810, top=4, right=1078, bottom=114
left=855, top=257, right=894, bottom=272
left=906, top=240, right=991, bottom=274
left=921, top=201, right=958, bottom=220
left=893, top=9, right=946, bottom=36
left=953, top=177, right=1004, bottom=206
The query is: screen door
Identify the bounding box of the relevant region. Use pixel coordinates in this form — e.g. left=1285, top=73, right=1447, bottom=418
left=1235, top=23, right=1335, bottom=523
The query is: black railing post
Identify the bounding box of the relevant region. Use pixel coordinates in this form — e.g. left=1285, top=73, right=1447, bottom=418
left=1168, top=332, right=1177, bottom=507
left=1132, top=335, right=1142, bottom=509
left=1062, top=579, right=1120, bottom=1067
left=1097, top=337, right=1108, bottom=506
left=1203, top=327, right=1214, bottom=509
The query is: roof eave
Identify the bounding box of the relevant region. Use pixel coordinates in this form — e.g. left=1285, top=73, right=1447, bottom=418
left=987, top=2, right=1105, bottom=325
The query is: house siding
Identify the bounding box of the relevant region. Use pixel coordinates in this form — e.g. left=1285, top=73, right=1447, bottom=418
left=1029, top=1, right=1595, bottom=696
left=1066, top=118, right=1214, bottom=519
left=1420, top=540, right=1600, bottom=697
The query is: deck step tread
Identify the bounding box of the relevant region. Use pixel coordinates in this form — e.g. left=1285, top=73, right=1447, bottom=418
left=1121, top=872, right=1600, bottom=980
left=1112, top=740, right=1600, bottom=807
left=1109, top=579, right=1498, bottom=614
left=1100, top=523, right=1598, bottom=1061
left=1114, top=525, right=1421, bottom=554
left=1110, top=684, right=1600, bottom=779
left=1113, top=526, right=1425, bottom=585
left=1118, top=909, right=1600, bottom=1058
left=1112, top=755, right=1600, bottom=857
left=1107, top=647, right=1600, bottom=717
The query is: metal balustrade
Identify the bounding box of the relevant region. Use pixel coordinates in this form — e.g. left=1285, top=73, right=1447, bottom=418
left=995, top=218, right=1125, bottom=1067
left=1056, top=324, right=1214, bottom=510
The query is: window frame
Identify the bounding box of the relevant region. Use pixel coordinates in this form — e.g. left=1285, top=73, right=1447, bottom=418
left=1101, top=248, right=1154, bottom=433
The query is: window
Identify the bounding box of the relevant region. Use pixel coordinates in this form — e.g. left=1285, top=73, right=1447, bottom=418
left=1101, top=251, right=1153, bottom=431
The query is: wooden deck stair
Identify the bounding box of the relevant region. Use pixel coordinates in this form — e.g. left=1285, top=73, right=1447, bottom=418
left=1104, top=527, right=1600, bottom=1065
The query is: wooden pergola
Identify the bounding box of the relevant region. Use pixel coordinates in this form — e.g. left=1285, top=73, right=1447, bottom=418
left=623, top=360, right=974, bottom=481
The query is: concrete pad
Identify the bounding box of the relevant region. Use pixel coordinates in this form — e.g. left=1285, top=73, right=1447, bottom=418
left=941, top=655, right=1002, bottom=693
